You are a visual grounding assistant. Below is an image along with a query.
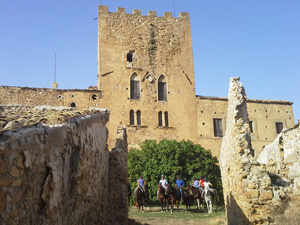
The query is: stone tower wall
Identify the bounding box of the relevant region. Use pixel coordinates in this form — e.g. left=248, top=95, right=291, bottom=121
left=97, top=6, right=198, bottom=148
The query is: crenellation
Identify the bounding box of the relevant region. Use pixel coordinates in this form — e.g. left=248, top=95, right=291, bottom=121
left=117, top=7, right=126, bottom=14
left=148, top=10, right=157, bottom=17
left=163, top=12, right=173, bottom=17
left=98, top=5, right=108, bottom=14
left=132, top=9, right=141, bottom=15
left=179, top=12, right=190, bottom=18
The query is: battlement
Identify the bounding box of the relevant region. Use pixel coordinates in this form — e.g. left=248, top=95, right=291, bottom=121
left=98, top=5, right=189, bottom=19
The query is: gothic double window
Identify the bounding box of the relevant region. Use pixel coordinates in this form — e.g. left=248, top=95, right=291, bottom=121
left=158, top=111, right=169, bottom=127
left=130, top=110, right=141, bottom=126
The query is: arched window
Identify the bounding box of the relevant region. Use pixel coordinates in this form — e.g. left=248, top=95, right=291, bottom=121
left=130, top=73, right=140, bottom=100
left=158, top=111, right=163, bottom=126
left=130, top=110, right=134, bottom=125
left=158, top=75, right=167, bottom=101
left=164, top=111, right=169, bottom=127
left=136, top=110, right=141, bottom=125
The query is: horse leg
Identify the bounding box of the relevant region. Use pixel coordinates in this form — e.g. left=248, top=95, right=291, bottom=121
left=197, top=199, right=200, bottom=210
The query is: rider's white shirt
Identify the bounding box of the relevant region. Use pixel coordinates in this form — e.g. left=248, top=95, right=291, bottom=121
left=204, top=182, right=210, bottom=190
left=159, top=179, right=168, bottom=188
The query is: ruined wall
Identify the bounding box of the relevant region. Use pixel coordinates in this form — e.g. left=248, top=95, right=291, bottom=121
left=258, top=122, right=300, bottom=192
left=220, top=78, right=290, bottom=225
left=0, top=86, right=102, bottom=110
left=0, top=110, right=117, bottom=225
left=97, top=6, right=198, bottom=149
left=197, top=96, right=294, bottom=158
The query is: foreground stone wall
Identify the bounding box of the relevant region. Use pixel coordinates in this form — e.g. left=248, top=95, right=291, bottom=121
left=0, top=109, right=117, bottom=225
left=220, top=78, right=294, bottom=225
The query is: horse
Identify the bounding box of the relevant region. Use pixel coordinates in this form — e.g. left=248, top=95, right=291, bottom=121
left=134, top=185, right=148, bottom=212
left=186, top=185, right=204, bottom=210
left=203, top=187, right=219, bottom=214
left=157, top=183, right=169, bottom=212
left=165, top=184, right=181, bottom=213
left=182, top=188, right=193, bottom=212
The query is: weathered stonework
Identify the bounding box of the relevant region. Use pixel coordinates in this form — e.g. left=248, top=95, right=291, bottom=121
left=220, top=77, right=300, bottom=225
left=0, top=106, right=130, bottom=225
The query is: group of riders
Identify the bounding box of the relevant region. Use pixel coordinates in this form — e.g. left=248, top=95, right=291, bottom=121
left=136, top=174, right=214, bottom=201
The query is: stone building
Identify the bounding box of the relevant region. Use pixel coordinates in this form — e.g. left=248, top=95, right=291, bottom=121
left=0, top=6, right=295, bottom=158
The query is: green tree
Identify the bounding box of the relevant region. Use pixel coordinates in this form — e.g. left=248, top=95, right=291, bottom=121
left=128, top=139, right=222, bottom=203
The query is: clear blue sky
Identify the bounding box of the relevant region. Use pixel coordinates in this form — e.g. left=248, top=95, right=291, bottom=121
left=1, top=0, right=299, bottom=122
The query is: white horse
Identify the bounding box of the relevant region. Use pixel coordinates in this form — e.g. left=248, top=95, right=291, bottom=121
left=204, top=187, right=213, bottom=214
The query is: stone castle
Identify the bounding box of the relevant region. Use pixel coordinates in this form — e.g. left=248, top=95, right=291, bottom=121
left=0, top=6, right=295, bottom=158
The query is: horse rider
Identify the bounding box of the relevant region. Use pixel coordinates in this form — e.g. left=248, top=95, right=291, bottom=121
left=192, top=178, right=200, bottom=189
left=199, top=176, right=204, bottom=191
left=176, top=175, right=185, bottom=201
left=203, top=177, right=213, bottom=192
left=157, top=175, right=168, bottom=198
left=137, top=175, right=146, bottom=194
left=159, top=175, right=168, bottom=189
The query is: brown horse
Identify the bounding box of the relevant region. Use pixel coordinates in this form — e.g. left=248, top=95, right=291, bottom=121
left=134, top=185, right=148, bottom=212
left=157, top=183, right=169, bottom=212
left=186, top=185, right=204, bottom=210
left=165, top=184, right=181, bottom=213
left=182, top=188, right=193, bottom=212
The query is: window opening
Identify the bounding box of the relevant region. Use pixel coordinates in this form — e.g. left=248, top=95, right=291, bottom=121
left=136, top=110, right=141, bottom=125
left=92, top=94, right=97, bottom=100
left=164, top=111, right=169, bottom=127
left=158, top=111, right=163, bottom=126
left=70, top=102, right=76, bottom=108
left=276, top=122, right=283, bottom=134
left=213, top=118, right=223, bottom=137
left=249, top=121, right=254, bottom=133
left=127, top=51, right=133, bottom=62
left=130, top=73, right=140, bottom=100
left=158, top=75, right=167, bottom=101
left=130, top=110, right=134, bottom=125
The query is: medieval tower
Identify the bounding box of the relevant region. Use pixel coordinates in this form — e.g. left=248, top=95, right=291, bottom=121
left=97, top=6, right=198, bottom=148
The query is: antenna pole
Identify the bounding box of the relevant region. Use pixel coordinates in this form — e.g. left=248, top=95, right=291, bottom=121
left=54, top=53, right=56, bottom=83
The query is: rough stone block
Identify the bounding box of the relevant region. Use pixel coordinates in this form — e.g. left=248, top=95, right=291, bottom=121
left=0, top=157, right=8, bottom=174
left=10, top=166, right=20, bottom=177
left=0, top=189, right=6, bottom=213
left=246, top=190, right=259, bottom=199
left=6, top=209, right=20, bottom=218
left=0, top=176, right=13, bottom=187
left=12, top=177, right=23, bottom=187
left=11, top=190, right=23, bottom=204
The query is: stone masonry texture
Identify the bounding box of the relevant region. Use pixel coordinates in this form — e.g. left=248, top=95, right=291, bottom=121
left=0, top=106, right=129, bottom=225
left=220, top=77, right=300, bottom=225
